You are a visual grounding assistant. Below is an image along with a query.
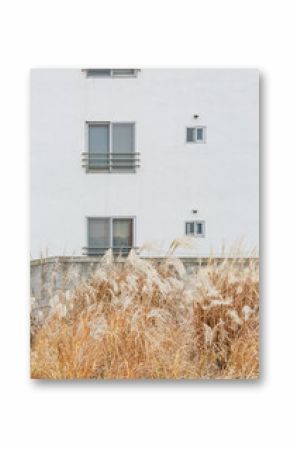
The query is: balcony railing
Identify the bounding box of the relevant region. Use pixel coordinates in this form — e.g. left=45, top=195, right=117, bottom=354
left=83, top=247, right=137, bottom=256
left=81, top=152, right=140, bottom=172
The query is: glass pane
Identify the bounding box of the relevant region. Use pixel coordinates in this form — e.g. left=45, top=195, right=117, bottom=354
left=113, top=219, right=133, bottom=249
left=86, top=69, right=111, bottom=77
left=196, top=223, right=203, bottom=234
left=89, top=124, right=109, bottom=169
left=196, top=128, right=204, bottom=141
left=187, top=128, right=194, bottom=142
left=89, top=124, right=109, bottom=153
left=112, top=123, right=134, bottom=154
left=112, top=69, right=135, bottom=77
left=88, top=218, right=110, bottom=249
left=186, top=222, right=194, bottom=234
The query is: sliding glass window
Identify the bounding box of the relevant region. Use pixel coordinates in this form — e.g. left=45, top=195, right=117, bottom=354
left=86, top=217, right=134, bottom=256
left=83, top=122, right=139, bottom=173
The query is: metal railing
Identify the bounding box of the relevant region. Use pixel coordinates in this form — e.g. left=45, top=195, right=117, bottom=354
left=81, top=152, right=140, bottom=172
left=83, top=247, right=137, bottom=256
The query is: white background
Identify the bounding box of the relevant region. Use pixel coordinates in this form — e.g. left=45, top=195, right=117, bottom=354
left=0, top=1, right=289, bottom=448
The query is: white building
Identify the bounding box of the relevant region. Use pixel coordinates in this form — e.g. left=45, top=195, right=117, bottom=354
left=31, top=68, right=259, bottom=258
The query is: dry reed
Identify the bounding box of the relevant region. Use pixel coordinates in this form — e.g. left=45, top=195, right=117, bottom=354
left=31, top=248, right=259, bottom=379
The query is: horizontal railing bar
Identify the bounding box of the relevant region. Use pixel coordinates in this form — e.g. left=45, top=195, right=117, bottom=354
left=83, top=247, right=136, bottom=250
left=81, top=152, right=140, bottom=155
left=82, top=154, right=140, bottom=156
left=81, top=156, right=140, bottom=159
left=81, top=152, right=140, bottom=171
left=82, top=165, right=140, bottom=168
left=82, top=158, right=140, bottom=161
left=82, top=160, right=140, bottom=163
left=81, top=165, right=140, bottom=168
left=83, top=248, right=137, bottom=256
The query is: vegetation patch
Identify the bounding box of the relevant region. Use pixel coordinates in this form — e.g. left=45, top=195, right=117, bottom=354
left=31, top=248, right=259, bottom=380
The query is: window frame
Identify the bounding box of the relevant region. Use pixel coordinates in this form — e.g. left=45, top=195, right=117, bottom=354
left=186, top=126, right=207, bottom=144
left=86, top=216, right=136, bottom=254
left=185, top=220, right=206, bottom=238
left=85, top=121, right=136, bottom=173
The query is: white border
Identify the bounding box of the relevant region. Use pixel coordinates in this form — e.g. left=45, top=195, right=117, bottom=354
left=1, top=1, right=290, bottom=448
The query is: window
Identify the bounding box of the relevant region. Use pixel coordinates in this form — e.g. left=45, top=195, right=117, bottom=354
left=86, top=217, right=134, bottom=256
left=186, top=127, right=206, bottom=143
left=83, top=122, right=139, bottom=172
left=185, top=221, right=205, bottom=237
left=85, top=69, right=138, bottom=78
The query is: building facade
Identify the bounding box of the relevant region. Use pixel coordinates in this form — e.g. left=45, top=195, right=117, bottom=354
left=31, top=68, right=259, bottom=258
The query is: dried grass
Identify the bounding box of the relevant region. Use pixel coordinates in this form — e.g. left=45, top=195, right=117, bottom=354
left=31, top=248, right=259, bottom=379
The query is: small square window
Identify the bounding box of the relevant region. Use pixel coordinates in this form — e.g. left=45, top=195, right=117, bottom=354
left=186, top=127, right=206, bottom=143
left=185, top=221, right=205, bottom=237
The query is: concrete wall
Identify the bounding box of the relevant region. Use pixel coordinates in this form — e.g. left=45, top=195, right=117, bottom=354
left=30, top=256, right=257, bottom=314
left=31, top=69, right=259, bottom=258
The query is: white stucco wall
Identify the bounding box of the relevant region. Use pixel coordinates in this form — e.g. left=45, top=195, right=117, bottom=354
left=30, top=68, right=259, bottom=258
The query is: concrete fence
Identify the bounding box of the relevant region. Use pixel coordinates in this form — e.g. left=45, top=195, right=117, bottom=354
left=30, top=255, right=257, bottom=315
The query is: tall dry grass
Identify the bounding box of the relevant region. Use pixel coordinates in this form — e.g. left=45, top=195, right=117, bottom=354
left=31, top=248, right=259, bottom=379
